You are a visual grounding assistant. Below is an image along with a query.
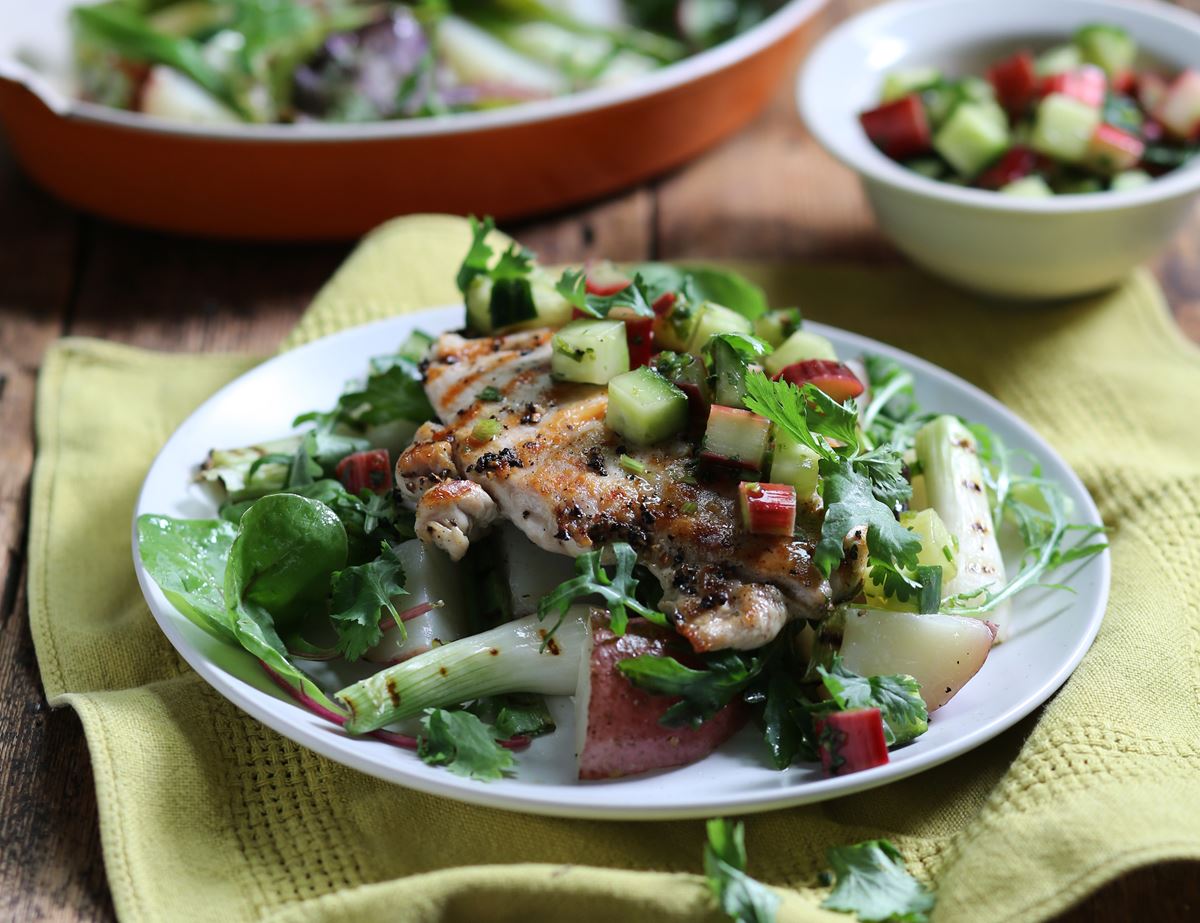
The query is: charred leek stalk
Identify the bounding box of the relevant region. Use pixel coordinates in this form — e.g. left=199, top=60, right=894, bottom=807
left=337, top=608, right=590, bottom=734
left=914, top=416, right=1010, bottom=636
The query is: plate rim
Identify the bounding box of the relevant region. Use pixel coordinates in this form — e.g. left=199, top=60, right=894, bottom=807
left=131, top=308, right=1111, bottom=820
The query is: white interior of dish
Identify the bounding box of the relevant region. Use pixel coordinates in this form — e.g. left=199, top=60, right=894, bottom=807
left=132, top=308, right=1110, bottom=819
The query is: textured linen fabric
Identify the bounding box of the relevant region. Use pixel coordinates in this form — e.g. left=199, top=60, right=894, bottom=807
left=28, top=214, right=1200, bottom=923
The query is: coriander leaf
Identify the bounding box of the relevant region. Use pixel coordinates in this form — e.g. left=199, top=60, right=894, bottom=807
left=555, top=268, right=656, bottom=318
left=417, top=708, right=515, bottom=781
left=456, top=215, right=537, bottom=298
left=704, top=819, right=780, bottom=923
left=743, top=373, right=859, bottom=460
left=337, top=359, right=435, bottom=427
left=821, top=840, right=934, bottom=923
left=617, top=649, right=763, bottom=728
left=537, top=542, right=666, bottom=638
left=816, top=455, right=922, bottom=578
left=854, top=445, right=912, bottom=512
left=329, top=543, right=407, bottom=661
left=761, top=664, right=811, bottom=769
left=860, top=355, right=922, bottom=448
left=470, top=694, right=557, bottom=739
left=816, top=657, right=928, bottom=747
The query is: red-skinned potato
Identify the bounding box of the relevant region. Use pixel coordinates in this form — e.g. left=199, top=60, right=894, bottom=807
left=576, top=615, right=746, bottom=780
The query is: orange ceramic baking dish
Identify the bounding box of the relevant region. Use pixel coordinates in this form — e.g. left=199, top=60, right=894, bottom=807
left=0, top=0, right=826, bottom=239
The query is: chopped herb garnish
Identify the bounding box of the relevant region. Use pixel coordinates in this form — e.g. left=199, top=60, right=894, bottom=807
left=619, top=454, right=647, bottom=476
left=478, top=386, right=503, bottom=401
left=538, top=542, right=667, bottom=639
left=472, top=418, right=502, bottom=441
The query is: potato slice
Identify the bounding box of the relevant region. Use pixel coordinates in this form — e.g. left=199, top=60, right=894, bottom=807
left=576, top=616, right=746, bottom=780
left=839, top=608, right=994, bottom=711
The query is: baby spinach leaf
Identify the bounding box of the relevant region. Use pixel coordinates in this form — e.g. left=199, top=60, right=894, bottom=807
left=136, top=515, right=238, bottom=643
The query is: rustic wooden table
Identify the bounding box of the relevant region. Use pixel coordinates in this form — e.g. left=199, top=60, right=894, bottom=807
left=2, top=1, right=1199, bottom=919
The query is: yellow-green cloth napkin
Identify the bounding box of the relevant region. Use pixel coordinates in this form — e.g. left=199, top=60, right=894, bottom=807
left=29, top=215, right=1200, bottom=923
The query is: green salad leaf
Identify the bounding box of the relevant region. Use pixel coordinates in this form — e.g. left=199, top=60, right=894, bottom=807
left=630, top=263, right=769, bottom=320
left=223, top=493, right=348, bottom=710
left=329, top=543, right=407, bottom=660
left=821, top=840, right=935, bottom=923
left=417, top=708, right=515, bottom=781
left=136, top=515, right=238, bottom=643
left=704, top=818, right=779, bottom=923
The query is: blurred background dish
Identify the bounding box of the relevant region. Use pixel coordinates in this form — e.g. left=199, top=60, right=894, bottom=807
left=0, top=0, right=826, bottom=238
left=799, top=0, right=1200, bottom=299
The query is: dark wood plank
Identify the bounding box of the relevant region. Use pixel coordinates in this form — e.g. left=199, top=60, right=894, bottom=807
left=0, top=140, right=112, bottom=923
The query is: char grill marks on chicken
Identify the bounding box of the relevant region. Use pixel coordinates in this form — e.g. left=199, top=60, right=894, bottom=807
left=396, top=330, right=865, bottom=651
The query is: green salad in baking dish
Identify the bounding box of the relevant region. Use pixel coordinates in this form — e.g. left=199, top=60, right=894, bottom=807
left=137, top=218, right=1105, bottom=783
left=70, top=0, right=784, bottom=124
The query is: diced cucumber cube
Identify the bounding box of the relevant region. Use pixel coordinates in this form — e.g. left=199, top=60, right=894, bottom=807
left=769, top=430, right=820, bottom=502
left=957, top=76, right=996, bottom=105
left=654, top=298, right=699, bottom=351
left=606, top=367, right=688, bottom=445
left=398, top=330, right=435, bottom=363
left=934, top=102, right=1010, bottom=177
left=1030, top=93, right=1101, bottom=164
left=710, top=337, right=759, bottom=408
left=466, top=272, right=569, bottom=334
left=753, top=307, right=802, bottom=348
left=1000, top=175, right=1054, bottom=197
left=1035, top=44, right=1083, bottom=77
left=530, top=277, right=575, bottom=327
left=764, top=329, right=837, bottom=377
left=1074, top=24, right=1136, bottom=77
left=686, top=301, right=754, bottom=355
left=466, top=275, right=495, bottom=333
left=881, top=67, right=942, bottom=103
left=551, top=319, right=629, bottom=384
left=701, top=406, right=771, bottom=471
left=1111, top=169, right=1153, bottom=191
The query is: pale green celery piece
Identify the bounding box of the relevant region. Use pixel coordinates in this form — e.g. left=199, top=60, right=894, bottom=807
left=1001, top=175, right=1055, bottom=198
left=914, top=416, right=1009, bottom=634
left=934, top=102, right=1010, bottom=177
left=881, top=67, right=942, bottom=103
left=1030, top=93, right=1101, bottom=164
left=763, top=329, right=836, bottom=377
left=338, top=609, right=590, bottom=733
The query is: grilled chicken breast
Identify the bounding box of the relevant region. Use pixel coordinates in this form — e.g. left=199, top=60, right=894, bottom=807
left=397, top=329, right=865, bottom=651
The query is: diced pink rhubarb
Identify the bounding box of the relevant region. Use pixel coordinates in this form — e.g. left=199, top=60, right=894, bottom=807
left=774, top=359, right=865, bottom=402
left=859, top=94, right=932, bottom=160
left=738, top=482, right=797, bottom=536
left=1040, top=65, right=1107, bottom=108
left=1155, top=69, right=1200, bottom=139
left=1085, top=123, right=1145, bottom=173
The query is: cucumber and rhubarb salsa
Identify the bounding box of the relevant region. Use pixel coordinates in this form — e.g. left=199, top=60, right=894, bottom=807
left=860, top=24, right=1200, bottom=195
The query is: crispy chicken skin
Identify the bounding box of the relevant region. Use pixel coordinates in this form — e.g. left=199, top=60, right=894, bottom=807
left=397, top=330, right=865, bottom=651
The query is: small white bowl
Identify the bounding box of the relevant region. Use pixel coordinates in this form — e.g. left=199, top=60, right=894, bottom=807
left=799, top=0, right=1200, bottom=299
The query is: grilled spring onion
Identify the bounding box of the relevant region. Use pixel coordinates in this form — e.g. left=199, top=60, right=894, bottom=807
left=337, top=607, right=590, bottom=734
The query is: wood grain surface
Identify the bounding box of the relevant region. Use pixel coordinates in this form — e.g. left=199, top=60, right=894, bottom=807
left=1, top=1, right=1198, bottom=920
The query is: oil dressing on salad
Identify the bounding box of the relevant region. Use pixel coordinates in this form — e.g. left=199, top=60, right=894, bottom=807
left=69, top=0, right=784, bottom=124
left=137, top=217, right=1105, bottom=784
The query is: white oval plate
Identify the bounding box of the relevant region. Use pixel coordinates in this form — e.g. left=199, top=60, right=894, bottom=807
left=132, top=308, right=1110, bottom=820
